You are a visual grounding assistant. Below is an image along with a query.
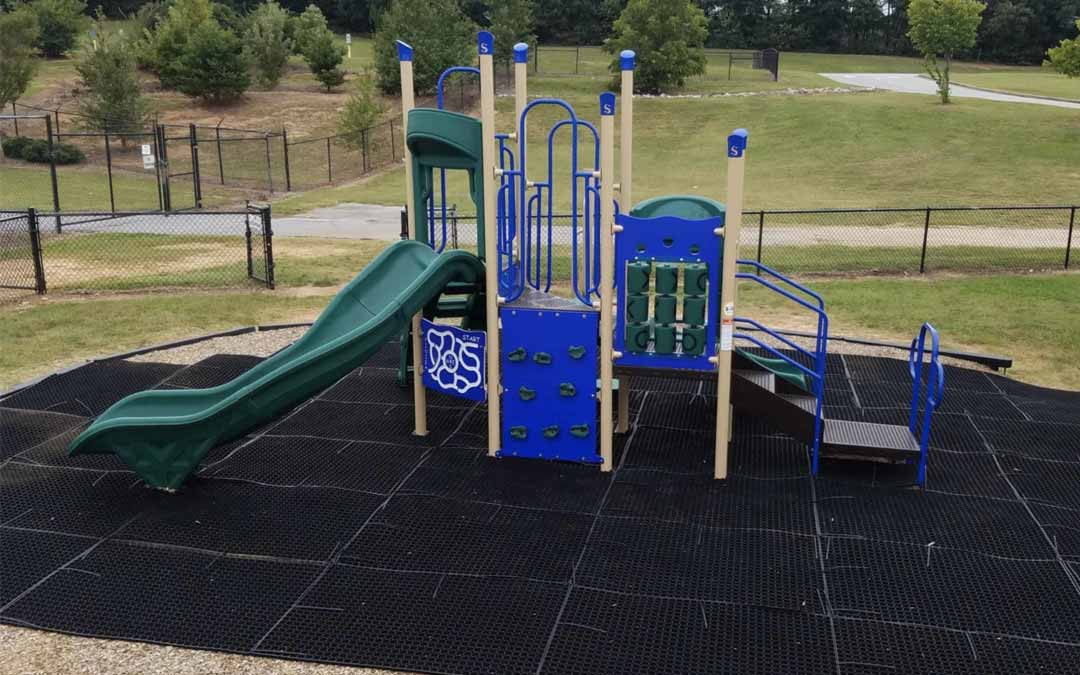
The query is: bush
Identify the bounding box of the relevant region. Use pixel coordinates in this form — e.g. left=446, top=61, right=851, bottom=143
left=372, top=0, right=476, bottom=95
left=143, top=0, right=214, bottom=88
left=603, top=0, right=708, bottom=94
left=302, top=24, right=346, bottom=91
left=175, top=21, right=251, bottom=103
left=29, top=0, right=89, bottom=57
left=490, top=0, right=536, bottom=69
left=1047, top=20, right=1080, bottom=78
left=337, top=69, right=384, bottom=149
left=292, top=4, right=328, bottom=56
left=1, top=137, right=85, bottom=164
left=244, top=1, right=293, bottom=89
left=0, top=6, right=40, bottom=108
left=76, top=15, right=152, bottom=134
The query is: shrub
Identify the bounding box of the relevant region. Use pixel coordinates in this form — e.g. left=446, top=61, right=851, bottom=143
left=490, top=0, right=536, bottom=69
left=337, top=69, right=384, bottom=149
left=1047, top=20, right=1080, bottom=78
left=907, top=0, right=986, bottom=103
left=76, top=15, right=152, bottom=135
left=143, top=0, right=214, bottom=88
left=603, top=0, right=708, bottom=94
left=1, top=137, right=85, bottom=164
left=1, top=135, right=34, bottom=159
left=372, top=0, right=475, bottom=95
left=303, top=24, right=346, bottom=92
left=175, top=22, right=251, bottom=103
left=244, top=1, right=293, bottom=89
left=292, top=4, right=328, bottom=56
left=29, top=0, right=89, bottom=57
left=51, top=142, right=86, bottom=164
left=0, top=7, right=40, bottom=108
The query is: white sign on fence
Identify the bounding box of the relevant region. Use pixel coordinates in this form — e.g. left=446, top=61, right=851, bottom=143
left=141, top=144, right=152, bottom=156
left=142, top=154, right=156, bottom=170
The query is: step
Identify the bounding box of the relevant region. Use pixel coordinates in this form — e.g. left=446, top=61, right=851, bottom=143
left=734, top=369, right=775, bottom=392
left=434, top=299, right=470, bottom=317
left=822, top=419, right=920, bottom=462
left=780, top=393, right=817, bottom=415
left=442, top=281, right=479, bottom=295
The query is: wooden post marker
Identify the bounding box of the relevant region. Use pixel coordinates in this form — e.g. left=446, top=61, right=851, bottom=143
left=479, top=31, right=502, bottom=457
left=715, top=128, right=748, bottom=479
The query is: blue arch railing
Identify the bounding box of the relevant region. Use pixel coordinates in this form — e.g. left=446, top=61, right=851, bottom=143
left=909, top=322, right=944, bottom=485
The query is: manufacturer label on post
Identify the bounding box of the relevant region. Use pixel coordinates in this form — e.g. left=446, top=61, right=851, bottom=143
left=720, top=317, right=734, bottom=351
left=422, top=319, right=486, bottom=401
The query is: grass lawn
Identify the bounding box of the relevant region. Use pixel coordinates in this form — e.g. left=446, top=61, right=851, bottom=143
left=274, top=89, right=1080, bottom=214
left=952, top=71, right=1080, bottom=101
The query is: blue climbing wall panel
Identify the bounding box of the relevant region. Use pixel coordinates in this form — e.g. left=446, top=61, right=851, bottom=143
left=499, top=305, right=600, bottom=464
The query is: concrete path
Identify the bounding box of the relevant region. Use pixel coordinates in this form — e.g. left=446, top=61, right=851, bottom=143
left=273, top=203, right=403, bottom=239
left=819, top=73, right=1080, bottom=110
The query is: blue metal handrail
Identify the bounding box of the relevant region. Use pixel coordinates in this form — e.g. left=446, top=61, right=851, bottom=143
left=908, top=322, right=944, bottom=486
left=737, top=259, right=825, bottom=309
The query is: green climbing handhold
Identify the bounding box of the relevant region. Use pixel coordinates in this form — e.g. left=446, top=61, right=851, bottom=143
left=518, top=386, right=536, bottom=401
left=509, top=426, right=527, bottom=440
left=568, top=345, right=586, bottom=360
left=559, top=382, right=576, bottom=397
left=569, top=424, right=590, bottom=438
left=533, top=352, right=552, bottom=365
left=508, top=347, right=527, bottom=362
left=543, top=425, right=560, bottom=439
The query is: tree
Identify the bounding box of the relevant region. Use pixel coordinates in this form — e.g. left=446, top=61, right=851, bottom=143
left=337, top=68, right=384, bottom=148
left=75, top=15, right=151, bottom=139
left=372, top=0, right=475, bottom=95
left=1047, top=20, right=1080, bottom=77
left=143, top=0, right=214, bottom=88
left=489, top=0, right=535, bottom=69
left=303, top=26, right=346, bottom=91
left=244, top=1, right=293, bottom=88
left=0, top=7, right=39, bottom=110
left=603, top=0, right=708, bottom=94
left=29, top=0, right=89, bottom=57
left=907, top=0, right=985, bottom=103
left=292, top=4, right=328, bottom=55
left=175, top=21, right=251, bottom=103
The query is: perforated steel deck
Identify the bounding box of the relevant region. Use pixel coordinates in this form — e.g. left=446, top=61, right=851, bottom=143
left=2, top=341, right=1080, bottom=674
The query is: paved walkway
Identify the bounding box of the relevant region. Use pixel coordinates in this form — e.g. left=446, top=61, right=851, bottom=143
left=819, top=73, right=1080, bottom=110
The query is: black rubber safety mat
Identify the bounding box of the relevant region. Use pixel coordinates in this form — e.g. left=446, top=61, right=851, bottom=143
left=2, top=345, right=1080, bottom=674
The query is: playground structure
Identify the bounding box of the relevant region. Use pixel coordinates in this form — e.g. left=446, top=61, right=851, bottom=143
left=67, top=31, right=945, bottom=490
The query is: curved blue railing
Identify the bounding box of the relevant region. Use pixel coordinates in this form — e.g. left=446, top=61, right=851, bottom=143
left=909, top=322, right=944, bottom=486
left=733, top=260, right=829, bottom=473
left=427, top=66, right=481, bottom=253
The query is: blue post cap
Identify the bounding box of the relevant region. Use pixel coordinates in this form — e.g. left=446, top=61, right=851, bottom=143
left=513, top=42, right=529, bottom=63
left=396, top=40, right=413, bottom=62
left=600, top=92, right=616, bottom=116
left=620, top=50, right=636, bottom=71
left=478, top=31, right=494, bottom=56
left=727, top=128, right=748, bottom=157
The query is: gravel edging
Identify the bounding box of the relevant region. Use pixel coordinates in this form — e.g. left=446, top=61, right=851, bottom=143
left=126, top=326, right=308, bottom=365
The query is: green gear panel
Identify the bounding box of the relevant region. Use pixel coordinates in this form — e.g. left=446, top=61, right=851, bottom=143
left=626, top=323, right=651, bottom=353
left=625, top=293, right=649, bottom=324
left=684, top=264, right=708, bottom=296
left=654, top=263, right=678, bottom=295
left=654, top=325, right=676, bottom=354
left=626, top=261, right=651, bottom=294
left=654, top=295, right=676, bottom=325
left=683, top=296, right=706, bottom=326
left=682, top=326, right=706, bottom=356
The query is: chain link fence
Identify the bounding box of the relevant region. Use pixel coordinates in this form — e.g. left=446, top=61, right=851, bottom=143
left=0, top=206, right=273, bottom=302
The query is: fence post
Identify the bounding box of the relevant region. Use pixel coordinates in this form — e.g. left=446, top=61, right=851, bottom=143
left=756, top=210, right=765, bottom=267
left=104, top=132, right=116, bottom=213
left=244, top=202, right=254, bottom=279
left=215, top=122, right=225, bottom=185
left=281, top=127, right=292, bottom=192
left=27, top=208, right=46, bottom=295
left=260, top=205, right=275, bottom=289
left=919, top=206, right=931, bottom=274
left=361, top=128, right=369, bottom=173
left=575, top=46, right=580, bottom=74
left=53, top=108, right=60, bottom=135
left=264, top=134, right=274, bottom=195
left=1066, top=206, right=1076, bottom=270
left=189, top=123, right=202, bottom=208
left=534, top=45, right=539, bottom=73
left=11, top=102, right=18, bottom=135
left=400, top=207, right=409, bottom=240
left=390, top=119, right=396, bottom=161
left=326, top=137, right=333, bottom=183
left=44, top=115, right=61, bottom=231
left=157, top=124, right=172, bottom=212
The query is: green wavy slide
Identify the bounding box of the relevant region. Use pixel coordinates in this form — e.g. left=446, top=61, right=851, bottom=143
left=69, top=240, right=485, bottom=491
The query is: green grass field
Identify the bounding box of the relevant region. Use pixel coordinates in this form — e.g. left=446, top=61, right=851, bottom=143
left=953, top=71, right=1080, bottom=101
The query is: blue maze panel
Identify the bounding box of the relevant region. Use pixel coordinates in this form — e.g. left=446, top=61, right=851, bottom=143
left=422, top=320, right=487, bottom=401
left=614, top=213, right=723, bottom=372
left=500, top=305, right=600, bottom=464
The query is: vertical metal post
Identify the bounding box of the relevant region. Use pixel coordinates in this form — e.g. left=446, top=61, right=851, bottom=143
left=715, top=129, right=749, bottom=481
left=400, top=207, right=409, bottom=240
left=104, top=132, right=116, bottom=213
left=158, top=125, right=172, bottom=212
left=598, top=92, right=616, bottom=472
left=399, top=39, right=428, bottom=437
left=575, top=46, right=580, bottom=74
left=327, top=137, right=333, bottom=183
left=261, top=206, right=275, bottom=289
left=44, top=116, right=60, bottom=231
left=189, top=123, right=202, bottom=208
left=1066, top=206, right=1076, bottom=270
left=478, top=32, right=500, bottom=456
left=245, top=203, right=254, bottom=279
left=361, top=128, right=369, bottom=173
left=264, top=134, right=274, bottom=194
left=11, top=103, right=18, bottom=135
left=919, top=206, right=931, bottom=274
left=756, top=210, right=765, bottom=267
left=53, top=108, right=60, bottom=134
left=27, top=208, right=46, bottom=294
left=389, top=118, right=396, bottom=161
left=728, top=53, right=733, bottom=80
left=533, top=44, right=539, bottom=73
left=215, top=122, right=225, bottom=184
left=282, top=127, right=292, bottom=192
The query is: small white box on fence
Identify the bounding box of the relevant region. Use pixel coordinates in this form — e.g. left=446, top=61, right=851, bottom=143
left=141, top=144, right=152, bottom=156
left=142, top=154, right=155, bottom=170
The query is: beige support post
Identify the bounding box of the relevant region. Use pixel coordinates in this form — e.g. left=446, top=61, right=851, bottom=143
left=398, top=41, right=427, bottom=437
left=714, top=129, right=748, bottom=480
left=479, top=32, right=502, bottom=457
left=598, top=93, right=617, bottom=472
left=615, top=51, right=635, bottom=435
left=513, top=43, right=528, bottom=282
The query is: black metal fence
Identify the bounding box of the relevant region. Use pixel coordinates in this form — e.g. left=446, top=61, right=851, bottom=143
left=0, top=206, right=273, bottom=302
left=528, top=46, right=781, bottom=81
